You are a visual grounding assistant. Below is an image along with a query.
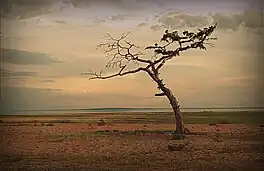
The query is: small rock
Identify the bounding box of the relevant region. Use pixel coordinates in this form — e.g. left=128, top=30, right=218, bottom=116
left=168, top=139, right=189, bottom=151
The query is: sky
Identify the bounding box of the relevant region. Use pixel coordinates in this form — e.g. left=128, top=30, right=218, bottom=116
left=0, top=0, right=263, bottom=111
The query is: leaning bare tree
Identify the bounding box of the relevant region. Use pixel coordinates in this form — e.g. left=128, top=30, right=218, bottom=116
left=82, top=24, right=217, bottom=139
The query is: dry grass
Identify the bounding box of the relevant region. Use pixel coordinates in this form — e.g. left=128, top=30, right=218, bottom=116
left=0, top=119, right=264, bottom=171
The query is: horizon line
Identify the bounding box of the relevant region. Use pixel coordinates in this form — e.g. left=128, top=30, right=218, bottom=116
left=12, top=106, right=264, bottom=112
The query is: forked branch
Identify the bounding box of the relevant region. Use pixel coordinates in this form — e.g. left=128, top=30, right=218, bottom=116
left=97, top=32, right=152, bottom=69
left=82, top=65, right=148, bottom=80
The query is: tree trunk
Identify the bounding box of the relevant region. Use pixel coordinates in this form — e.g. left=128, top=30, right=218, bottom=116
left=145, top=69, right=186, bottom=138
left=160, top=86, right=184, bottom=135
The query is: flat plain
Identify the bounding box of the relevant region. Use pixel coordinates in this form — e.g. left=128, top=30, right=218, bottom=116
left=0, top=111, right=264, bottom=171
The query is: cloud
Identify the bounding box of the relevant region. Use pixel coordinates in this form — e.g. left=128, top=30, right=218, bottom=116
left=94, top=14, right=132, bottom=24
left=54, top=20, right=67, bottom=24
left=2, top=48, right=61, bottom=65
left=152, top=8, right=263, bottom=31
left=69, top=0, right=163, bottom=10
left=137, top=22, right=148, bottom=28
left=211, top=9, right=263, bottom=30
left=109, top=14, right=129, bottom=21
left=1, top=68, right=38, bottom=79
left=0, top=0, right=190, bottom=20
left=0, top=0, right=54, bottom=19
left=210, top=13, right=243, bottom=31
left=1, top=0, right=53, bottom=6
left=40, top=80, right=54, bottom=83
left=154, top=12, right=210, bottom=30
left=94, top=18, right=107, bottom=24
left=1, top=0, right=260, bottom=21
left=69, top=0, right=123, bottom=6
left=150, top=24, right=166, bottom=31
left=0, top=0, right=123, bottom=19
left=240, top=10, right=264, bottom=29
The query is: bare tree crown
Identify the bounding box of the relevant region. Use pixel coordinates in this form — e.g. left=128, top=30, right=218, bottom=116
left=82, top=23, right=217, bottom=80
left=82, top=24, right=217, bottom=135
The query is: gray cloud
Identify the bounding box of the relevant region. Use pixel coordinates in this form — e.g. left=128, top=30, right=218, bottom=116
left=150, top=24, right=166, bottom=31
left=95, top=14, right=132, bottom=24
left=69, top=0, right=122, bottom=6
left=0, top=0, right=122, bottom=19
left=54, top=20, right=67, bottom=24
left=94, top=18, right=107, bottom=24
left=110, top=14, right=127, bottom=21
left=68, top=0, right=161, bottom=10
left=1, top=68, right=38, bottom=79
left=211, top=10, right=264, bottom=30
left=153, top=9, right=263, bottom=31
left=211, top=13, right=243, bottom=31
left=40, top=80, right=54, bottom=83
left=0, top=0, right=168, bottom=19
left=0, top=0, right=203, bottom=19
left=137, top=22, right=148, bottom=28
left=71, top=0, right=248, bottom=11
left=242, top=10, right=264, bottom=29
left=0, top=0, right=54, bottom=19
left=2, top=48, right=61, bottom=65
left=1, top=0, right=53, bottom=6
left=2, top=0, right=260, bottom=24
left=155, top=12, right=210, bottom=30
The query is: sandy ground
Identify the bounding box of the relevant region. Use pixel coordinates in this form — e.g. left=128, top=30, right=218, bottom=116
left=0, top=123, right=264, bottom=171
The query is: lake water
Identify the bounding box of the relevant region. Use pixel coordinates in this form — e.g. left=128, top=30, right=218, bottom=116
left=1, top=107, right=264, bottom=115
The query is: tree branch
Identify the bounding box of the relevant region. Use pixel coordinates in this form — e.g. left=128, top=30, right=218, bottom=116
left=86, top=66, right=147, bottom=80
left=98, top=32, right=152, bottom=69
left=155, top=92, right=166, bottom=96
left=146, top=23, right=218, bottom=71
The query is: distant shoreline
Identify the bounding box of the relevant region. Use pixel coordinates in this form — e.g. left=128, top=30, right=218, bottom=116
left=12, top=106, right=264, bottom=112
left=0, top=108, right=264, bottom=116
left=1, top=107, right=264, bottom=115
